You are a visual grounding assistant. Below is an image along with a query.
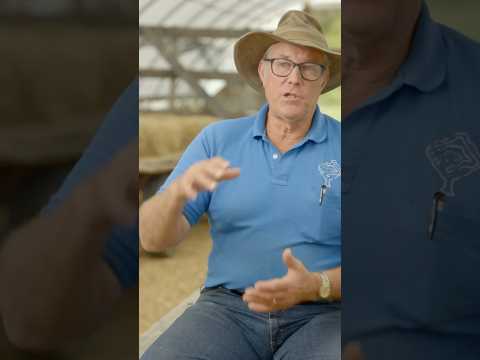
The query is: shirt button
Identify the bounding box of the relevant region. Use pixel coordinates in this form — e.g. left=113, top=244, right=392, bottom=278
left=273, top=153, right=279, bottom=160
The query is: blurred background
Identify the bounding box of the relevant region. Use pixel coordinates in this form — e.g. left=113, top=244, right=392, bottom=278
left=427, top=0, right=480, bottom=41
left=0, top=1, right=137, bottom=358
left=138, top=0, right=341, bottom=339
left=0, top=1, right=137, bottom=238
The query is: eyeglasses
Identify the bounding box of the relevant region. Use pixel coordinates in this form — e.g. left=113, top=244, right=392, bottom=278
left=263, top=58, right=326, bottom=81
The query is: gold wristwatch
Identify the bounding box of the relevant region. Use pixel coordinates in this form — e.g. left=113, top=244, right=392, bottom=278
left=317, top=272, right=331, bottom=301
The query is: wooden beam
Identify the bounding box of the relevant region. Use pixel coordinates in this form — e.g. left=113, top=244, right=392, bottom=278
left=139, top=68, right=240, bottom=81
left=139, top=153, right=183, bottom=175
left=139, top=109, right=211, bottom=116
left=140, top=26, right=254, bottom=39
left=139, top=95, right=199, bottom=102
left=150, top=37, right=229, bottom=117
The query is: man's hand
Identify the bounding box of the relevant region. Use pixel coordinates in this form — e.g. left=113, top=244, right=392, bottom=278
left=173, top=157, right=240, bottom=201
left=0, top=141, right=139, bottom=351
left=242, top=249, right=319, bottom=312
left=343, top=342, right=365, bottom=360
left=139, top=156, right=240, bottom=252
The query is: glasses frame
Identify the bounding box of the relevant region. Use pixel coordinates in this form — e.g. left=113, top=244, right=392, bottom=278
left=263, top=58, right=326, bottom=81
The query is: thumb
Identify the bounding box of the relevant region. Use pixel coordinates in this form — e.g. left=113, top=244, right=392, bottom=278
left=221, top=167, right=241, bottom=180
left=343, top=342, right=364, bottom=360
left=282, top=248, right=304, bottom=271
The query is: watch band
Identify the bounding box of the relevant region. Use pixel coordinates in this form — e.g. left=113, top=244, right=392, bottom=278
left=317, top=271, right=331, bottom=301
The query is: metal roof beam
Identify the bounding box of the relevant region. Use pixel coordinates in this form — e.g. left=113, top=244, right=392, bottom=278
left=140, top=68, right=240, bottom=81
left=140, top=95, right=199, bottom=102
left=150, top=36, right=229, bottom=117
left=140, top=26, right=254, bottom=39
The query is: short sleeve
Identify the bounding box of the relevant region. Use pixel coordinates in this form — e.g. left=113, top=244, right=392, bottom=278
left=157, top=127, right=213, bottom=226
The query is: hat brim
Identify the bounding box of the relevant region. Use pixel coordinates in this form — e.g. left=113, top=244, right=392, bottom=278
left=234, top=32, right=341, bottom=94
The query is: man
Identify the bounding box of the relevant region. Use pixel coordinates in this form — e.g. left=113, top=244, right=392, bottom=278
left=140, top=10, right=341, bottom=360
left=342, top=1, right=480, bottom=359
left=0, top=80, right=138, bottom=351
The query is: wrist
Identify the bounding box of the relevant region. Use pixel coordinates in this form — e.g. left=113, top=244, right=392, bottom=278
left=306, top=272, right=322, bottom=302
left=169, top=180, right=189, bottom=204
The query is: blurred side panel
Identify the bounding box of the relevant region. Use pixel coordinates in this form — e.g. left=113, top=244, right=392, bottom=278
left=0, top=1, right=138, bottom=359
left=342, top=1, right=480, bottom=359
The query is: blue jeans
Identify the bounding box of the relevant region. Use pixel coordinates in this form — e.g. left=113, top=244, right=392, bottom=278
left=141, top=287, right=341, bottom=360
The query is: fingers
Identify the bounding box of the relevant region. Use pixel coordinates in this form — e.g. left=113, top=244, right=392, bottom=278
left=181, top=181, right=199, bottom=201
left=204, top=157, right=240, bottom=182
left=220, top=167, right=241, bottom=180
left=243, top=287, right=287, bottom=313
left=191, top=171, right=217, bottom=192
left=244, top=286, right=286, bottom=303
left=243, top=277, right=292, bottom=313
left=242, top=250, right=312, bottom=313
left=343, top=342, right=365, bottom=360
left=246, top=302, right=280, bottom=313
left=254, top=278, right=289, bottom=293
left=179, top=157, right=240, bottom=200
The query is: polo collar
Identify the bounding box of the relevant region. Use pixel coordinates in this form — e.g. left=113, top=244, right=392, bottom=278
left=252, top=104, right=327, bottom=144
left=252, top=103, right=269, bottom=139
left=399, top=2, right=447, bottom=93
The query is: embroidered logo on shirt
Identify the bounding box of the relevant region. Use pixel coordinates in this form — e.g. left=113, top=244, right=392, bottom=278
left=318, top=160, right=341, bottom=188
left=426, top=132, right=480, bottom=196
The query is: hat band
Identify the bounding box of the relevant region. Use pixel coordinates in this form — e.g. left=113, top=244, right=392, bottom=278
left=273, top=30, right=329, bottom=49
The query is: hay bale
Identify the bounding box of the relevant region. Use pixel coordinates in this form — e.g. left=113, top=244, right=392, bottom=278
left=139, top=113, right=215, bottom=159
left=139, top=153, right=183, bottom=175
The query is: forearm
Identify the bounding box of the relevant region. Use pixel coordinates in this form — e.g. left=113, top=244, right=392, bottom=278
left=139, top=157, right=240, bottom=253
left=0, top=183, right=122, bottom=350
left=139, top=181, right=189, bottom=253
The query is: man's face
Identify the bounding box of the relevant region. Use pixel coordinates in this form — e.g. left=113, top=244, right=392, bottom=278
left=258, top=42, right=329, bottom=124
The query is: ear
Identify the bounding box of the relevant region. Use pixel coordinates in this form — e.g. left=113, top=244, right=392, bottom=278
left=319, top=67, right=330, bottom=91
left=258, top=60, right=266, bottom=86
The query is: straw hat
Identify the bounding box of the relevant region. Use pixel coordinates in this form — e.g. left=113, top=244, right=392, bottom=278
left=234, top=10, right=341, bottom=93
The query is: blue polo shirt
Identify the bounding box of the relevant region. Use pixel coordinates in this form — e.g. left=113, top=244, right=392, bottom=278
left=342, top=1, right=480, bottom=354
left=160, top=104, right=341, bottom=290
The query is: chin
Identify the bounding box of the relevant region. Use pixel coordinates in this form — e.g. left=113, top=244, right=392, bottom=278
left=281, top=110, right=308, bottom=123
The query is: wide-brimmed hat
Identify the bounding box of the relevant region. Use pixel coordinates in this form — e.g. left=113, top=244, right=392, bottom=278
left=234, top=10, right=341, bottom=93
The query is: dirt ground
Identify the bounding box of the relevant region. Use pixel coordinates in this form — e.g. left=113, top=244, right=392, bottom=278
left=139, top=219, right=212, bottom=335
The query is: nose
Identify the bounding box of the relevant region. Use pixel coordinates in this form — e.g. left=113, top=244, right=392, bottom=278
left=287, top=65, right=302, bottom=84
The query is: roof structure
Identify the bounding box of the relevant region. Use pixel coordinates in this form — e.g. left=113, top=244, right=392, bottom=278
left=139, top=0, right=341, bottom=116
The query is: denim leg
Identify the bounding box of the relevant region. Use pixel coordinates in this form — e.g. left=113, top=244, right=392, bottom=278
left=141, top=289, right=265, bottom=360
left=274, top=309, right=341, bottom=360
